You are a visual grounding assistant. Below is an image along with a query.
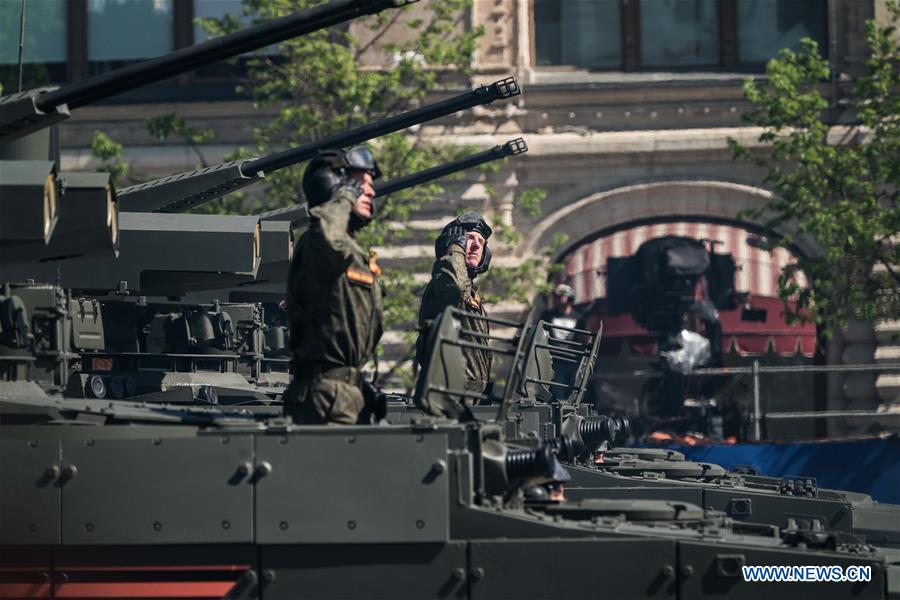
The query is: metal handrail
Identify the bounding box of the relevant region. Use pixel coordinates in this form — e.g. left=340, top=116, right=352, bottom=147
left=765, top=410, right=900, bottom=419
left=597, top=361, right=900, bottom=441
left=599, top=363, right=900, bottom=379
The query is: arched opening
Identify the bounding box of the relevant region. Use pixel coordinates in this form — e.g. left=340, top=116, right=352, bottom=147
left=521, top=180, right=821, bottom=261
left=530, top=181, right=819, bottom=442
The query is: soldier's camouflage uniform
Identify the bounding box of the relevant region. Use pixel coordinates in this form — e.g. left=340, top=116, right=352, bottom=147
left=283, top=187, right=383, bottom=424
left=417, top=242, right=491, bottom=395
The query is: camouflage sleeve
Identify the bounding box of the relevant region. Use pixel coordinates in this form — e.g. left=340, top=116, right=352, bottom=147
left=304, top=187, right=357, bottom=278
left=420, top=244, right=470, bottom=320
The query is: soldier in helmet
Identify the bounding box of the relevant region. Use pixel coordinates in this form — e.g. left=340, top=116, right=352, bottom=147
left=416, top=212, right=493, bottom=401
left=541, top=283, right=578, bottom=341
left=541, top=283, right=582, bottom=400
left=283, top=146, right=385, bottom=425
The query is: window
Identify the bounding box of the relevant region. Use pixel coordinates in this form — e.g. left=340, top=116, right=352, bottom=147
left=535, top=0, right=621, bottom=69
left=193, top=0, right=244, bottom=81
left=192, top=0, right=278, bottom=86
left=641, top=0, right=719, bottom=68
left=532, top=0, right=828, bottom=72
left=0, top=0, right=67, bottom=90
left=737, top=0, right=828, bottom=64
left=0, top=0, right=250, bottom=100
left=87, top=0, right=174, bottom=74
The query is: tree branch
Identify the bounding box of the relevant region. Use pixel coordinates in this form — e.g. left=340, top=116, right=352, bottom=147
left=880, top=257, right=900, bottom=287
left=355, top=11, right=403, bottom=59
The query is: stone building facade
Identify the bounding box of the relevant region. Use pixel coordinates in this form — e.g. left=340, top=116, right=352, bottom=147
left=9, top=0, right=892, bottom=438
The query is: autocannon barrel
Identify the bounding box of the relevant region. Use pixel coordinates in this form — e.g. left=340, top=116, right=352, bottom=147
left=33, top=0, right=414, bottom=112
left=243, top=77, right=521, bottom=176
left=117, top=78, right=521, bottom=213
left=373, top=137, right=527, bottom=197
left=552, top=415, right=632, bottom=460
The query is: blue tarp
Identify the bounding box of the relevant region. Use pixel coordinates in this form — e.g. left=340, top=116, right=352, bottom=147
left=665, top=437, right=900, bottom=504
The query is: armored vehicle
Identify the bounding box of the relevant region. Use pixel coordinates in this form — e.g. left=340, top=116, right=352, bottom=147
left=0, top=139, right=528, bottom=409
left=1, top=306, right=894, bottom=599
left=2, top=2, right=897, bottom=597
left=0, top=0, right=431, bottom=409
left=440, top=316, right=900, bottom=551
left=1, top=26, right=525, bottom=403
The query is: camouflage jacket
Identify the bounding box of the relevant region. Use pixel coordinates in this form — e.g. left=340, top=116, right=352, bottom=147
left=287, top=187, right=383, bottom=373
left=417, top=243, right=491, bottom=393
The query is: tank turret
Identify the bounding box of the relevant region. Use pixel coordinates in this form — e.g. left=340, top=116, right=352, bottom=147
left=2, top=171, right=118, bottom=264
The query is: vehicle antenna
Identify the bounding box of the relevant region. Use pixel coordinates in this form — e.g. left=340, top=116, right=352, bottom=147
left=16, top=0, right=26, bottom=92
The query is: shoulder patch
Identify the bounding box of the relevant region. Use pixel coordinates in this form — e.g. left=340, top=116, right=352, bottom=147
left=346, top=267, right=375, bottom=287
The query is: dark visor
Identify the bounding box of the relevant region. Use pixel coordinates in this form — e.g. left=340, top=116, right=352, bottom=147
left=345, top=146, right=382, bottom=179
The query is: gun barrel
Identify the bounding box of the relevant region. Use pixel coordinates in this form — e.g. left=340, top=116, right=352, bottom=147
left=120, top=78, right=521, bottom=213
left=243, top=77, right=520, bottom=176
left=34, top=0, right=412, bottom=112
left=374, top=137, right=527, bottom=197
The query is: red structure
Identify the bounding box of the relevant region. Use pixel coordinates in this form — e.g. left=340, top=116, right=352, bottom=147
left=563, top=221, right=816, bottom=358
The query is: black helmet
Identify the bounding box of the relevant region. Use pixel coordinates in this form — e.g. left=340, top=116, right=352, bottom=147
left=302, top=146, right=382, bottom=207
left=435, top=211, right=493, bottom=277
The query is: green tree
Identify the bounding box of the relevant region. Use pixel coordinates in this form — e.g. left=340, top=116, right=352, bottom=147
left=146, top=113, right=216, bottom=167
left=729, top=2, right=900, bottom=330
left=89, top=113, right=214, bottom=186
left=90, top=131, right=129, bottom=185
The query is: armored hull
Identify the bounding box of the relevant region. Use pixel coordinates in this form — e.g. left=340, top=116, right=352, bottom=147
left=0, top=401, right=891, bottom=600
left=389, top=317, right=900, bottom=553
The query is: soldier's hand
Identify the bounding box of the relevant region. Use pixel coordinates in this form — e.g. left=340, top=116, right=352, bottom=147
left=338, top=179, right=365, bottom=204
left=440, top=225, right=468, bottom=251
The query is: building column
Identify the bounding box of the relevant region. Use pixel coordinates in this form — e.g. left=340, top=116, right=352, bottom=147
left=497, top=170, right=519, bottom=228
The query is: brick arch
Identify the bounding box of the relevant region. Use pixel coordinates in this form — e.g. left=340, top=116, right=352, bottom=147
left=519, top=180, right=820, bottom=261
